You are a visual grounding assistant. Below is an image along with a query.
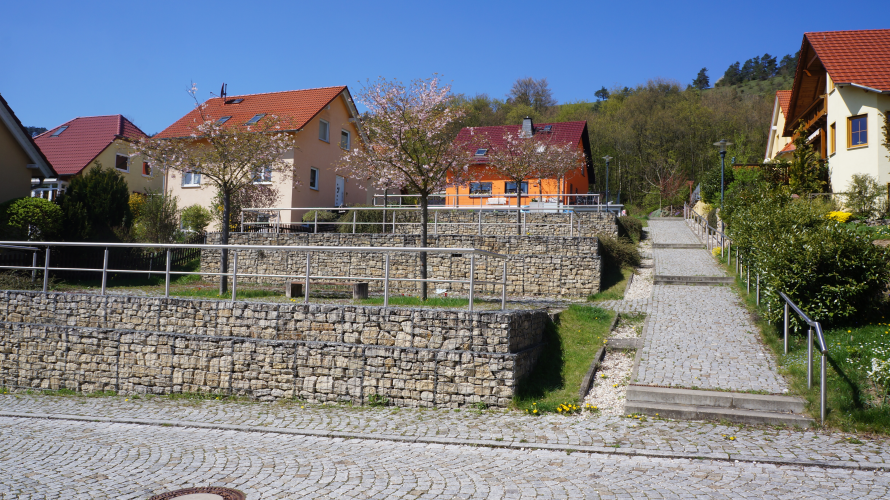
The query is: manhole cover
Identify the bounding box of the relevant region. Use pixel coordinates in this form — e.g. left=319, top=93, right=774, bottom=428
left=147, top=487, right=245, bottom=500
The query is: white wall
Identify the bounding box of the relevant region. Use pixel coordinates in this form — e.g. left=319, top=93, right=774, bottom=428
left=827, top=85, right=890, bottom=192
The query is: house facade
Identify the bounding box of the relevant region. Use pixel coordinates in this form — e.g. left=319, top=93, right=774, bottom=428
left=445, top=118, right=593, bottom=207
left=0, top=93, right=56, bottom=204
left=765, top=90, right=795, bottom=160
left=157, top=86, right=370, bottom=229
left=778, top=29, right=890, bottom=192
left=33, top=115, right=158, bottom=200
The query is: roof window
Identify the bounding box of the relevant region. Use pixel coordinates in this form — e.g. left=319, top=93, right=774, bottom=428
left=474, top=148, right=488, bottom=156
left=543, top=125, right=552, bottom=132
left=216, top=116, right=232, bottom=125
left=245, top=113, right=266, bottom=125
left=50, top=126, right=68, bottom=137
left=225, top=98, right=244, bottom=104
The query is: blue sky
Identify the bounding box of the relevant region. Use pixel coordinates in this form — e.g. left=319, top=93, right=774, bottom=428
left=2, top=0, right=884, bottom=135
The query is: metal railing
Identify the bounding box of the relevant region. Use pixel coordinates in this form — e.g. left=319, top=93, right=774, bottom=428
left=683, top=204, right=829, bottom=424
left=0, top=241, right=509, bottom=312
left=240, top=204, right=623, bottom=236
left=371, top=192, right=621, bottom=207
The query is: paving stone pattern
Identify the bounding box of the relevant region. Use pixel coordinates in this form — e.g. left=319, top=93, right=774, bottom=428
left=2, top=396, right=890, bottom=499
left=601, top=223, right=788, bottom=393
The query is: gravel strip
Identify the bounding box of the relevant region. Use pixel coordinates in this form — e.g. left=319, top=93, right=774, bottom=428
left=625, top=267, right=653, bottom=300
left=582, top=350, right=635, bottom=416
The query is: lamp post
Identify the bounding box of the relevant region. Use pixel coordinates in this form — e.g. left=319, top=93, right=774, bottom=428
left=712, top=140, right=732, bottom=207
left=602, top=155, right=613, bottom=205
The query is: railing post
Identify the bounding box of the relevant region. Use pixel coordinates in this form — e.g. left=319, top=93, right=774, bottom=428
left=756, top=274, right=760, bottom=305
left=746, top=262, right=750, bottom=293
left=501, top=259, right=507, bottom=310
left=101, top=248, right=109, bottom=295
left=820, top=352, right=827, bottom=424
left=231, top=250, right=238, bottom=304
left=165, top=249, right=172, bottom=298
left=304, top=252, right=311, bottom=304
left=468, top=253, right=476, bottom=312
left=42, top=247, right=50, bottom=293
left=31, top=252, right=37, bottom=283
left=352, top=211, right=357, bottom=234
left=807, top=327, right=813, bottom=389
left=240, top=211, right=244, bottom=233
left=783, top=302, right=789, bottom=355
left=392, top=211, right=396, bottom=234
left=478, top=209, right=482, bottom=235
left=569, top=211, right=574, bottom=237
left=314, top=211, right=318, bottom=234
left=434, top=211, right=438, bottom=236
left=383, top=253, right=390, bottom=308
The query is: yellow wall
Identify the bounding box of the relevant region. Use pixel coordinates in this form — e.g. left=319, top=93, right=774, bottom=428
left=83, top=139, right=163, bottom=194
left=827, top=85, right=890, bottom=192
left=0, top=118, right=36, bottom=204
left=766, top=99, right=792, bottom=160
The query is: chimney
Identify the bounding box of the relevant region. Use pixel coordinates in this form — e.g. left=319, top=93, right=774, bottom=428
left=521, top=116, right=534, bottom=138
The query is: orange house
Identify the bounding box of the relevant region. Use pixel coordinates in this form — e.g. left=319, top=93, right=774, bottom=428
left=446, top=118, right=593, bottom=207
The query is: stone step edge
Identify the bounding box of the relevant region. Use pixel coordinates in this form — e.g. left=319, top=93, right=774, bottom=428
left=654, top=275, right=734, bottom=282
left=624, top=401, right=815, bottom=428
left=652, top=243, right=706, bottom=249
left=627, top=386, right=806, bottom=413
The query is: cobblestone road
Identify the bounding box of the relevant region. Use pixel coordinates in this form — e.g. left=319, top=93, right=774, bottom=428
left=2, top=395, right=890, bottom=499
left=601, top=222, right=788, bottom=393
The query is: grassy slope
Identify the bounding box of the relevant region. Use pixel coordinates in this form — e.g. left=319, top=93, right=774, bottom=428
left=513, top=304, right=615, bottom=413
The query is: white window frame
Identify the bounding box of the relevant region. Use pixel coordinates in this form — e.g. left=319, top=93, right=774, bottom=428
left=115, top=154, right=130, bottom=172
left=340, top=129, right=351, bottom=150
left=309, top=167, right=319, bottom=190
left=182, top=171, right=202, bottom=187
left=319, top=120, right=330, bottom=142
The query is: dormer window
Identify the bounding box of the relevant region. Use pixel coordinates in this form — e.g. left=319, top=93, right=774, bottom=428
left=50, top=126, right=68, bottom=137
left=225, top=98, right=244, bottom=104
left=216, top=116, right=232, bottom=125
left=245, top=113, right=266, bottom=125
left=474, top=148, right=488, bottom=156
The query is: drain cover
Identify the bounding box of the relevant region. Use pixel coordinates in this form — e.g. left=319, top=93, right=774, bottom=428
left=148, top=487, right=245, bottom=500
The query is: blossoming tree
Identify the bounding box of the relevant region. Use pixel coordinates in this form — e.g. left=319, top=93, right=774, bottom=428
left=473, top=129, right=583, bottom=234
left=133, top=84, right=296, bottom=294
left=338, top=76, right=469, bottom=300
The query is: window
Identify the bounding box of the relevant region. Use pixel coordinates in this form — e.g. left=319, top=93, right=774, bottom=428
left=319, top=120, right=330, bottom=142
left=469, top=182, right=492, bottom=195
left=848, top=115, right=868, bottom=147
left=830, top=122, right=836, bottom=155
left=505, top=181, right=528, bottom=194
left=309, top=168, right=319, bottom=190
left=182, top=171, right=201, bottom=187
left=245, top=113, right=265, bottom=125
left=254, top=165, right=272, bottom=184
left=225, top=98, right=244, bottom=104
left=142, top=162, right=151, bottom=176
left=474, top=148, right=488, bottom=156
left=115, top=154, right=129, bottom=172
left=340, top=130, right=350, bottom=150
left=216, top=116, right=232, bottom=125
left=50, top=126, right=68, bottom=137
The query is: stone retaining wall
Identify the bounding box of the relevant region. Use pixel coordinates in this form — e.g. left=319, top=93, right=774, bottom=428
left=0, top=291, right=548, bottom=407
left=388, top=210, right=617, bottom=237
left=202, top=234, right=602, bottom=298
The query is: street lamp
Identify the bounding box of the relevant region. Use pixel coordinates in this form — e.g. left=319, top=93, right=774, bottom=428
left=712, top=140, right=732, bottom=207
left=602, top=155, right=613, bottom=205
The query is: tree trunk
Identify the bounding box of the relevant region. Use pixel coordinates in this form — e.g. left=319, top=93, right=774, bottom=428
left=420, top=193, right=428, bottom=301
left=219, top=188, right=230, bottom=295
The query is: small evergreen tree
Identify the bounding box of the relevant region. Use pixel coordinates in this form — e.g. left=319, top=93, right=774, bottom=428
left=57, top=162, right=132, bottom=241
left=692, top=68, right=709, bottom=90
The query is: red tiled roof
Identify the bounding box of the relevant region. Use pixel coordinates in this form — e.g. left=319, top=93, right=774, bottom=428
left=455, top=121, right=588, bottom=158
left=806, top=29, right=890, bottom=92
left=156, top=86, right=349, bottom=138
left=779, top=142, right=796, bottom=153
left=34, top=115, right=148, bottom=176
left=776, top=90, right=792, bottom=117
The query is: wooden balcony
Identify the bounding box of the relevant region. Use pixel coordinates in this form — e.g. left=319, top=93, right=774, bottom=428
left=791, top=94, right=827, bottom=140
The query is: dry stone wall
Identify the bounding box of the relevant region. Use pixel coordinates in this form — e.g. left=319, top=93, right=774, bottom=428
left=202, top=233, right=603, bottom=298
left=0, top=291, right=548, bottom=407
left=388, top=210, right=617, bottom=237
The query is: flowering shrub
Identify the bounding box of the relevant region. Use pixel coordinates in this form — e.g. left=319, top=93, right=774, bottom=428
left=827, top=211, right=853, bottom=223
left=868, top=358, right=890, bottom=403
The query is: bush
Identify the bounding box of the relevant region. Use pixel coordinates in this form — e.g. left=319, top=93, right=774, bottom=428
left=337, top=205, right=385, bottom=233
left=181, top=204, right=212, bottom=234
left=616, top=216, right=642, bottom=242
left=133, top=191, right=180, bottom=243
left=6, top=198, right=62, bottom=240
left=701, top=164, right=734, bottom=205
left=844, top=174, right=888, bottom=219
left=302, top=209, right=340, bottom=223
left=599, top=235, right=640, bottom=269
left=57, top=162, right=132, bottom=241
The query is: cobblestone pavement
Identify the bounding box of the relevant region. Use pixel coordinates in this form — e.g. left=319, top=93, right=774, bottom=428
left=600, top=221, right=788, bottom=393
left=2, top=396, right=890, bottom=499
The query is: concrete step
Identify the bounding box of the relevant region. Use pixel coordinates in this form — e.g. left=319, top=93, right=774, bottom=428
left=624, top=401, right=814, bottom=428
left=653, top=275, right=734, bottom=286
left=652, top=243, right=705, bottom=249
left=627, top=386, right=806, bottom=413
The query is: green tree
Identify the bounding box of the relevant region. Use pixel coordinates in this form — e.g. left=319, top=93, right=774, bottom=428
left=57, top=162, right=133, bottom=241
left=6, top=198, right=62, bottom=240
left=594, top=87, right=610, bottom=101
left=692, top=68, right=709, bottom=90
left=133, top=191, right=180, bottom=244
left=787, top=122, right=828, bottom=195
left=180, top=204, right=212, bottom=234
left=507, top=77, right=556, bottom=112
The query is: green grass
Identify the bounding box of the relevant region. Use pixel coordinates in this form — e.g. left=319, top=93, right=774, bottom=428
left=356, top=296, right=472, bottom=308
left=52, top=256, right=203, bottom=291
left=170, top=288, right=282, bottom=300
left=715, top=252, right=890, bottom=434
left=589, top=267, right=633, bottom=302
left=513, top=304, right=615, bottom=414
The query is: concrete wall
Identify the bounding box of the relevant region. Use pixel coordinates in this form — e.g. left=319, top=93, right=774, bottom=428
left=0, top=291, right=549, bottom=407
left=202, top=233, right=603, bottom=298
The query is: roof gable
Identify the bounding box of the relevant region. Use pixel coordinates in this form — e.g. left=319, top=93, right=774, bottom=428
left=156, top=86, right=350, bottom=139
left=455, top=121, right=588, bottom=156
left=806, top=29, right=890, bottom=92
left=34, top=115, right=148, bottom=176
left=776, top=90, right=792, bottom=117
left=0, top=93, right=56, bottom=178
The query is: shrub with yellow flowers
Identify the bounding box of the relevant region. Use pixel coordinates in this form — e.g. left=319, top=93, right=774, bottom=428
left=556, top=402, right=580, bottom=415
left=827, top=211, right=854, bottom=223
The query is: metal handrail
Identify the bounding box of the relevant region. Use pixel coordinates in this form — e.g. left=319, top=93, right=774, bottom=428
left=683, top=203, right=829, bottom=424
left=0, top=240, right=509, bottom=312
left=370, top=192, right=617, bottom=207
